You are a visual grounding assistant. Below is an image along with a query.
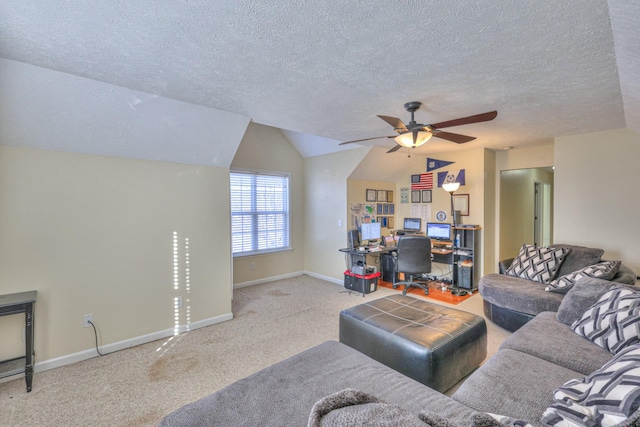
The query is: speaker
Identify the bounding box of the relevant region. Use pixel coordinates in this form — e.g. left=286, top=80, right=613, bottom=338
left=453, top=210, right=462, bottom=225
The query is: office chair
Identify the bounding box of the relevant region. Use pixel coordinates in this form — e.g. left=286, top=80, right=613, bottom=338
left=393, top=235, right=432, bottom=296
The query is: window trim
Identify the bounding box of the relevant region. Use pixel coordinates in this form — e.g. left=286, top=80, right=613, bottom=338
left=230, top=168, right=292, bottom=257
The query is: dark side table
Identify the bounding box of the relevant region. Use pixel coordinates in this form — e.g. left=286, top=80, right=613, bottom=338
left=0, top=291, right=36, bottom=392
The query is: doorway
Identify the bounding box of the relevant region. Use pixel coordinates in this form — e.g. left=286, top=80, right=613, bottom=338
left=534, top=182, right=552, bottom=247
left=499, top=168, right=554, bottom=260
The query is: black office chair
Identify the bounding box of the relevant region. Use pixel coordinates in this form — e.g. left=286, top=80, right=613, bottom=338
left=393, top=235, right=432, bottom=296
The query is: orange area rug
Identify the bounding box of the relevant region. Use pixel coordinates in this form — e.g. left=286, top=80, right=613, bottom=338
left=378, top=279, right=472, bottom=305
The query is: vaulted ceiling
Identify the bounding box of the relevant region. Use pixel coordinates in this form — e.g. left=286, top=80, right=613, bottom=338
left=1, top=1, right=638, bottom=159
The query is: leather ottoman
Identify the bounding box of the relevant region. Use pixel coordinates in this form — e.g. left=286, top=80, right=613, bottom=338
left=339, top=294, right=487, bottom=393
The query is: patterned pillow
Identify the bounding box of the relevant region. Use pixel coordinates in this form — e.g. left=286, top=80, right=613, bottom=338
left=505, top=244, right=568, bottom=284
left=545, top=260, right=621, bottom=293
left=541, top=343, right=640, bottom=426
left=572, top=287, right=640, bottom=354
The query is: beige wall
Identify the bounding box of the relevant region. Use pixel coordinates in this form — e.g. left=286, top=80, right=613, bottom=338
left=0, top=146, right=232, bottom=364
left=555, top=129, right=640, bottom=272
left=231, top=123, right=305, bottom=286
left=303, top=148, right=370, bottom=281
left=483, top=150, right=497, bottom=276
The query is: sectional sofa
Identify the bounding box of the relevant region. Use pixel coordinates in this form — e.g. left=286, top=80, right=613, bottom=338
left=160, top=277, right=640, bottom=427
left=480, top=243, right=638, bottom=331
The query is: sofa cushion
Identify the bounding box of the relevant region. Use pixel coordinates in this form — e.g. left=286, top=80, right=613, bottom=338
left=556, top=277, right=619, bottom=325
left=500, top=312, right=614, bottom=375
left=308, top=389, right=431, bottom=427
left=479, top=274, right=564, bottom=316
left=545, top=260, right=621, bottom=293
left=506, top=244, right=568, bottom=284
left=540, top=343, right=640, bottom=427
left=452, top=349, right=582, bottom=423
left=549, top=244, right=604, bottom=278
left=572, top=287, right=640, bottom=354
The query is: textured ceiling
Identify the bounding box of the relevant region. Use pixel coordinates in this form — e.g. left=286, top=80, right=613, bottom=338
left=1, top=1, right=638, bottom=159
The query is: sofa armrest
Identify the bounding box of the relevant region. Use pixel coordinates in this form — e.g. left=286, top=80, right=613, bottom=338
left=498, top=258, right=514, bottom=274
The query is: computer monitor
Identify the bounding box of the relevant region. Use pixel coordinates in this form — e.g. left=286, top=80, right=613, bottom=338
left=403, top=217, right=421, bottom=231
left=426, top=222, right=451, bottom=241
left=360, top=222, right=381, bottom=242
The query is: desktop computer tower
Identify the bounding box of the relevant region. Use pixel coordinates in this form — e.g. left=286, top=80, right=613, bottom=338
left=381, top=253, right=397, bottom=283
left=457, top=264, right=472, bottom=290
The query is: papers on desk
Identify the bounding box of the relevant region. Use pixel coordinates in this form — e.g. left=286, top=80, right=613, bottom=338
left=369, top=246, right=382, bottom=252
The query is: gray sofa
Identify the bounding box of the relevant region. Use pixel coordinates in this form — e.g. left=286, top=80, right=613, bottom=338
left=480, top=244, right=638, bottom=331
left=159, top=278, right=640, bottom=427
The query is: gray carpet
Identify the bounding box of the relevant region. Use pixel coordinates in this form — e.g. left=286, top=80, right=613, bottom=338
left=0, top=275, right=510, bottom=426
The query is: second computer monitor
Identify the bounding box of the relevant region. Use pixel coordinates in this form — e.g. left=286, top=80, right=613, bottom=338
left=361, top=222, right=381, bottom=242
left=403, top=217, right=422, bottom=231
left=426, top=222, right=451, bottom=241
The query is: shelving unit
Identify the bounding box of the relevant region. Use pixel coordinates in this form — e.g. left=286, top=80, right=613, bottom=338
left=452, top=226, right=481, bottom=292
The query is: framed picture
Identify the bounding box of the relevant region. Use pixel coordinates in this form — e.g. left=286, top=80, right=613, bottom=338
left=411, top=190, right=421, bottom=203
left=383, top=204, right=389, bottom=214
left=381, top=217, right=388, bottom=228
left=421, top=190, right=432, bottom=203
left=386, top=191, right=394, bottom=203
left=377, top=190, right=387, bottom=202
left=376, top=203, right=383, bottom=215
left=387, top=217, right=394, bottom=229
left=389, top=204, right=394, bottom=215
left=400, top=188, right=409, bottom=204
left=366, top=189, right=376, bottom=202
left=453, top=194, right=470, bottom=216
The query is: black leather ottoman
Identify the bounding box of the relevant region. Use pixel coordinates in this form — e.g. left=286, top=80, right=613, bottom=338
left=339, top=294, right=487, bottom=393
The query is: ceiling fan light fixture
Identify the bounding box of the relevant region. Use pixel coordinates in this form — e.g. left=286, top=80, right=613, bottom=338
left=394, top=131, right=432, bottom=148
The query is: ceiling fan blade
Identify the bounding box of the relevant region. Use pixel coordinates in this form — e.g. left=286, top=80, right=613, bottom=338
left=377, top=115, right=408, bottom=132
left=386, top=144, right=402, bottom=153
left=339, top=135, right=395, bottom=145
left=430, top=111, right=498, bottom=129
left=433, top=131, right=476, bottom=144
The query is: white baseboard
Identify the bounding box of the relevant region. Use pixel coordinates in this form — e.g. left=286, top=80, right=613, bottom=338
left=27, top=312, right=233, bottom=375
left=304, top=271, right=342, bottom=285
left=233, top=270, right=305, bottom=289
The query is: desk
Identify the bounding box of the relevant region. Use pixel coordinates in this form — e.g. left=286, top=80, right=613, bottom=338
left=0, top=291, right=36, bottom=392
left=339, top=246, right=397, bottom=270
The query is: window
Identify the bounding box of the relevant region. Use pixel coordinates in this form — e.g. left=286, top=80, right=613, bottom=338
left=230, top=170, right=290, bottom=256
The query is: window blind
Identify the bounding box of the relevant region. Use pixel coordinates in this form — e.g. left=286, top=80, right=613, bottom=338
left=230, top=171, right=290, bottom=255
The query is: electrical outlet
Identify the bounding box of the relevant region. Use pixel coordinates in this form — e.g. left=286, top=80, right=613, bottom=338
left=250, top=262, right=256, bottom=270
left=83, top=314, right=93, bottom=328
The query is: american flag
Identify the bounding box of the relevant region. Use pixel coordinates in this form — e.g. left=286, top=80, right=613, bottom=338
left=411, top=173, right=433, bottom=190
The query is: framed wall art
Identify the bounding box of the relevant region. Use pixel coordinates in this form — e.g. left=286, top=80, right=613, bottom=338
left=366, top=189, right=376, bottom=202
left=453, top=194, right=470, bottom=216
left=421, top=190, right=432, bottom=203
left=411, top=190, right=421, bottom=203
left=386, top=191, right=394, bottom=203
left=377, top=190, right=387, bottom=202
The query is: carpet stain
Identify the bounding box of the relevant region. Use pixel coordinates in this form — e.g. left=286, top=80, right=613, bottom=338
left=124, top=410, right=161, bottom=426
left=267, top=289, right=290, bottom=297
left=149, top=354, right=200, bottom=382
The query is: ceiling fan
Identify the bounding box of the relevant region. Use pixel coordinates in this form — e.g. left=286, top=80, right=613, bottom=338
left=340, top=101, right=497, bottom=153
